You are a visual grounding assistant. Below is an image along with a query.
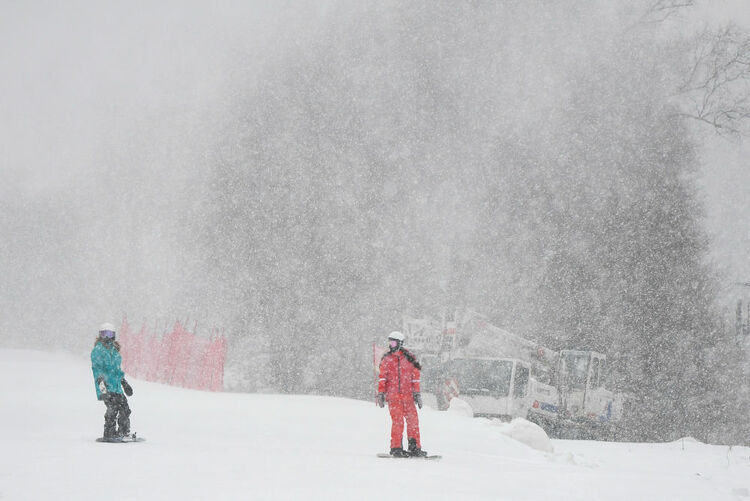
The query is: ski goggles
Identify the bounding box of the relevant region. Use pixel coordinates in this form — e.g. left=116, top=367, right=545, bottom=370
left=389, top=340, right=400, bottom=348
left=99, top=330, right=116, bottom=339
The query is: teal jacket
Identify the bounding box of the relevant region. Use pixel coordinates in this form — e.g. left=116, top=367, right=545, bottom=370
left=91, top=340, right=125, bottom=400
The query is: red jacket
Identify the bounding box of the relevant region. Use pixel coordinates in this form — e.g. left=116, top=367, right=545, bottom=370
left=378, top=349, right=421, bottom=396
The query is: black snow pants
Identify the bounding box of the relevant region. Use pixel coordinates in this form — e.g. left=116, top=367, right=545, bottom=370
left=102, top=393, right=131, bottom=438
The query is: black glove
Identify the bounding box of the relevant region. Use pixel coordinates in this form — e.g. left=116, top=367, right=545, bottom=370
left=97, top=376, right=107, bottom=395
left=414, top=392, right=423, bottom=409
left=121, top=378, right=133, bottom=397
left=376, top=392, right=385, bottom=408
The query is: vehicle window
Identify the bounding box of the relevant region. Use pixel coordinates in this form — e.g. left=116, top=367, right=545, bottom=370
left=562, top=353, right=589, bottom=390
left=448, top=359, right=513, bottom=397
left=590, top=357, right=600, bottom=388
left=513, top=365, right=529, bottom=398
left=419, top=356, right=441, bottom=389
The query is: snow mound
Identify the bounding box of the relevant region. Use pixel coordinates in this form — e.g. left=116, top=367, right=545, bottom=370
left=494, top=417, right=554, bottom=453
left=447, top=397, right=474, bottom=417
left=673, top=437, right=703, bottom=444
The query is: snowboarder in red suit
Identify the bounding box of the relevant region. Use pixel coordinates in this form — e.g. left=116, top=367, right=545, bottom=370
left=377, top=331, right=427, bottom=457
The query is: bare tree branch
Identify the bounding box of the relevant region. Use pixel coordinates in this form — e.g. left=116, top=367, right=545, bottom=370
left=674, top=25, right=750, bottom=137
left=639, top=0, right=695, bottom=25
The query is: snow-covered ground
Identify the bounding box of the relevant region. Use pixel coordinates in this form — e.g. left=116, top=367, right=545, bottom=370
left=1, top=349, right=748, bottom=501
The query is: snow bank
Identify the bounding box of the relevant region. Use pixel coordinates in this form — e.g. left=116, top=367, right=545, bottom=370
left=446, top=397, right=474, bottom=417
left=493, top=417, right=554, bottom=453
left=672, top=436, right=704, bottom=444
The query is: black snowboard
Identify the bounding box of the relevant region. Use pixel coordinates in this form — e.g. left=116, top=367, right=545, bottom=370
left=376, top=453, right=441, bottom=460
left=96, top=434, right=145, bottom=443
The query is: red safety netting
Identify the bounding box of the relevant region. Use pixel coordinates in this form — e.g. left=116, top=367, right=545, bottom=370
left=119, top=318, right=226, bottom=392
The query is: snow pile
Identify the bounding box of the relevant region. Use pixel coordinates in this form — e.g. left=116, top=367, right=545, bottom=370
left=446, top=397, right=474, bottom=417
left=493, top=417, right=554, bottom=453
left=672, top=436, right=703, bottom=444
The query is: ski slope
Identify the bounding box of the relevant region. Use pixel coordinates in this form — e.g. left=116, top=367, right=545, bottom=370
left=1, top=349, right=748, bottom=501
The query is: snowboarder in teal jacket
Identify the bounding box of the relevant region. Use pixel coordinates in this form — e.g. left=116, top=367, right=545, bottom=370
left=91, top=323, right=133, bottom=440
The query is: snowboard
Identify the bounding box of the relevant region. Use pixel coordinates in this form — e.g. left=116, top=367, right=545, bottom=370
left=96, top=433, right=145, bottom=443
left=376, top=453, right=441, bottom=460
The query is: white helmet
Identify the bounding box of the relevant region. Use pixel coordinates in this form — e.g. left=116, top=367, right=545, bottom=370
left=388, top=331, right=405, bottom=342
left=99, top=322, right=116, bottom=333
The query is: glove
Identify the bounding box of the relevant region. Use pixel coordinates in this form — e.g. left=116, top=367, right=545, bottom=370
left=414, top=392, right=423, bottom=409
left=376, top=392, right=385, bottom=408
left=97, top=376, right=107, bottom=395
left=121, top=378, right=133, bottom=397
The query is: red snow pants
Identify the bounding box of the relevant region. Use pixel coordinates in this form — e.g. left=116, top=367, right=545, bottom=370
left=387, top=394, right=420, bottom=449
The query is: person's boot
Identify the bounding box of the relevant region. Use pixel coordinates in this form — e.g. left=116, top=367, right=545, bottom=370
left=390, top=447, right=409, bottom=458
left=408, top=438, right=427, bottom=457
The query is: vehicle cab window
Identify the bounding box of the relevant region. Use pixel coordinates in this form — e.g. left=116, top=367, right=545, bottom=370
left=590, top=357, right=600, bottom=389
left=513, top=365, right=529, bottom=398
